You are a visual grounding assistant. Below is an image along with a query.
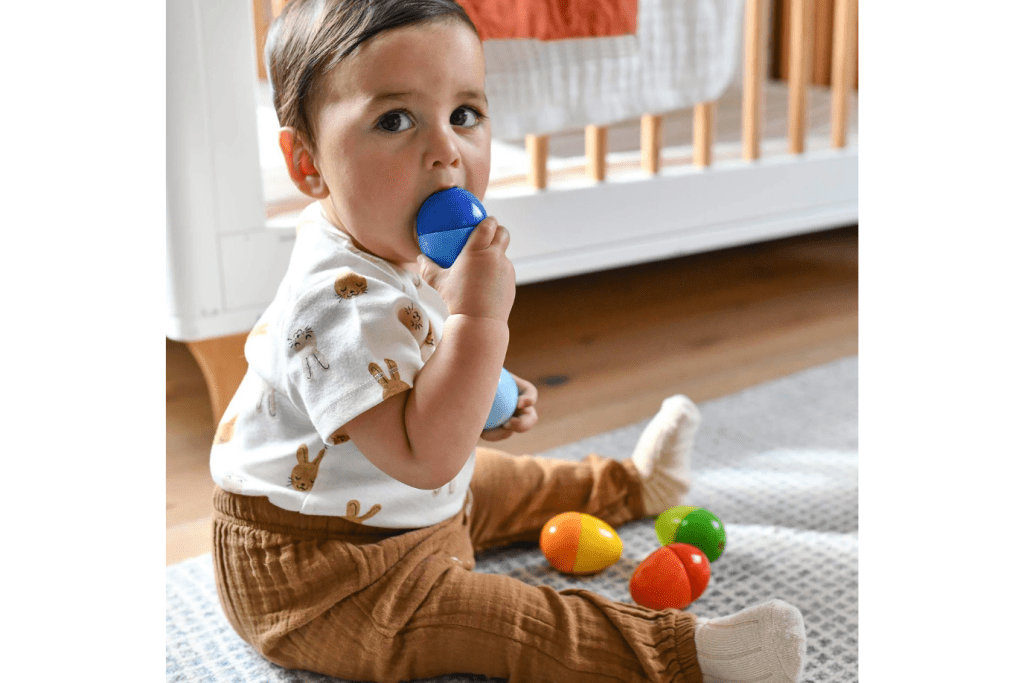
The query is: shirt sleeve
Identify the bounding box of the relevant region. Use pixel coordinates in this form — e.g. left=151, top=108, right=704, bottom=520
left=278, top=266, right=427, bottom=445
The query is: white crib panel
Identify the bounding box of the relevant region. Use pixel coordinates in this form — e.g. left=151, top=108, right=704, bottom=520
left=493, top=148, right=858, bottom=284
left=218, top=230, right=296, bottom=311
left=166, top=0, right=266, bottom=340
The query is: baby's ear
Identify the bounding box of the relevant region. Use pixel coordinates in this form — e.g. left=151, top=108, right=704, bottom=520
left=279, top=127, right=329, bottom=199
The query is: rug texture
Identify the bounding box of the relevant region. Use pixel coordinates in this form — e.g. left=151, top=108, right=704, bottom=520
left=167, top=356, right=858, bottom=683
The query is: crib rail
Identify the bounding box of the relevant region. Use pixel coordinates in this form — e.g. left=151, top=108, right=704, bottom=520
left=521, top=0, right=857, bottom=190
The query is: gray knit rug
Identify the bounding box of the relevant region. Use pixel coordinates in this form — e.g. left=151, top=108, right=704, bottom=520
left=167, top=356, right=858, bottom=682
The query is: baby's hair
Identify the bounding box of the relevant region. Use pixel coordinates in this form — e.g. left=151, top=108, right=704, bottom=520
left=265, top=0, right=480, bottom=154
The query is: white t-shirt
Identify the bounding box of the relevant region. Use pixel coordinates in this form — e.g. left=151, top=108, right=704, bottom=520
left=209, top=203, right=474, bottom=528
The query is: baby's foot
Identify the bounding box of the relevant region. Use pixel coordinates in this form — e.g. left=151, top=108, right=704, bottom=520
left=694, top=599, right=806, bottom=683
left=628, top=394, right=701, bottom=516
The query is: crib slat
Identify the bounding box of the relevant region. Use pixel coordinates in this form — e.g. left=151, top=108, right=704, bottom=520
left=742, top=0, right=765, bottom=160
left=694, top=103, right=714, bottom=167
left=830, top=0, right=854, bottom=148
left=641, top=114, right=663, bottom=175
left=787, top=0, right=814, bottom=154
left=585, top=125, right=608, bottom=181
left=526, top=134, right=549, bottom=190
left=811, top=0, right=835, bottom=86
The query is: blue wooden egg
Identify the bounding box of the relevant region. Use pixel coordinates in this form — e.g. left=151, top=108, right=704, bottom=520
left=416, top=187, right=487, bottom=268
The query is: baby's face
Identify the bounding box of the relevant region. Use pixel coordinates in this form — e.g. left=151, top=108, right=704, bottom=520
left=310, top=19, right=491, bottom=265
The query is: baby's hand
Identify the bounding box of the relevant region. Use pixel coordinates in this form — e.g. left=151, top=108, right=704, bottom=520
left=417, top=216, right=516, bottom=323
left=480, top=373, right=539, bottom=441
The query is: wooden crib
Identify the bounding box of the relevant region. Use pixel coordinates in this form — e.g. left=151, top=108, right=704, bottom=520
left=167, top=0, right=858, bottom=421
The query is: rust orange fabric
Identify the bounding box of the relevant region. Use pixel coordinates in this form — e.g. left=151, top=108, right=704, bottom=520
left=458, top=0, right=638, bottom=41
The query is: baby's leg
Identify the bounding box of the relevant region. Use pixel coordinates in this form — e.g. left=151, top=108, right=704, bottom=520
left=292, top=554, right=703, bottom=683
left=628, top=394, right=702, bottom=516
left=469, top=394, right=701, bottom=551
left=468, top=447, right=646, bottom=552
left=277, top=544, right=803, bottom=683
left=399, top=566, right=707, bottom=683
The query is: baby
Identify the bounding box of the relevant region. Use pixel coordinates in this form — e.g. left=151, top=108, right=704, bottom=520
left=209, top=1, right=807, bottom=681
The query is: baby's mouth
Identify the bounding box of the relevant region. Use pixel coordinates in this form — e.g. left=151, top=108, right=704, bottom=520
left=427, top=184, right=458, bottom=200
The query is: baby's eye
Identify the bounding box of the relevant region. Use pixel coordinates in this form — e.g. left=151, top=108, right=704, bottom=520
left=377, top=110, right=413, bottom=133
left=451, top=106, right=482, bottom=128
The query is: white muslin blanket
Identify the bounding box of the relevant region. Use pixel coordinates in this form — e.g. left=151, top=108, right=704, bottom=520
left=483, top=0, right=746, bottom=139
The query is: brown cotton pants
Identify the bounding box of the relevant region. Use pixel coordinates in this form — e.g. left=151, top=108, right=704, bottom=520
left=211, top=448, right=702, bottom=683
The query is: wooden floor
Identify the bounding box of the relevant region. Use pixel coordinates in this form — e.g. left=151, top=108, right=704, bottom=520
left=166, top=225, right=858, bottom=565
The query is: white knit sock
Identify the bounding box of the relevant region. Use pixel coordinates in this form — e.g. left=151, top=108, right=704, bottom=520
left=628, top=394, right=701, bottom=516
left=694, top=600, right=807, bottom=683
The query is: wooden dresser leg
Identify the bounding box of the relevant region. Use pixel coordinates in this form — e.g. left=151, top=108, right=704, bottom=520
left=185, top=333, right=249, bottom=425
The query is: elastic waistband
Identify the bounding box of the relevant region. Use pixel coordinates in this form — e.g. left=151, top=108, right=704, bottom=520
left=212, top=486, right=418, bottom=544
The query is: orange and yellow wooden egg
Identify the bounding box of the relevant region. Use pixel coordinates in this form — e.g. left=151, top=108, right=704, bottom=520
left=539, top=512, right=623, bottom=575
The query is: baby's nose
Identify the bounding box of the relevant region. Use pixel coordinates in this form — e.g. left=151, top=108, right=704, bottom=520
left=425, top=126, right=460, bottom=169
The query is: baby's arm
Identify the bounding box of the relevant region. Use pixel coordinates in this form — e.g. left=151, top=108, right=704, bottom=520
left=344, top=217, right=515, bottom=490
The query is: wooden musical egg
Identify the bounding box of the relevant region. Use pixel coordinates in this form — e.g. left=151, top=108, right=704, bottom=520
left=629, top=543, right=711, bottom=611
left=654, top=505, right=727, bottom=562
left=540, top=512, right=623, bottom=575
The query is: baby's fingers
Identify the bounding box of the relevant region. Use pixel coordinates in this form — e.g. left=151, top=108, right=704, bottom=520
left=516, top=382, right=537, bottom=408
left=464, top=216, right=499, bottom=252
left=492, top=222, right=511, bottom=253
left=479, top=425, right=513, bottom=442
left=504, top=405, right=538, bottom=433
left=416, top=253, right=445, bottom=288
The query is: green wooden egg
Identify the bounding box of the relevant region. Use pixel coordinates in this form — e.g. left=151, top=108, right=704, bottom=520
left=654, top=506, right=726, bottom=562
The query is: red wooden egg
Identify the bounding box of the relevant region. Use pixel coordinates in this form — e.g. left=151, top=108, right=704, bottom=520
left=629, top=543, right=711, bottom=610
